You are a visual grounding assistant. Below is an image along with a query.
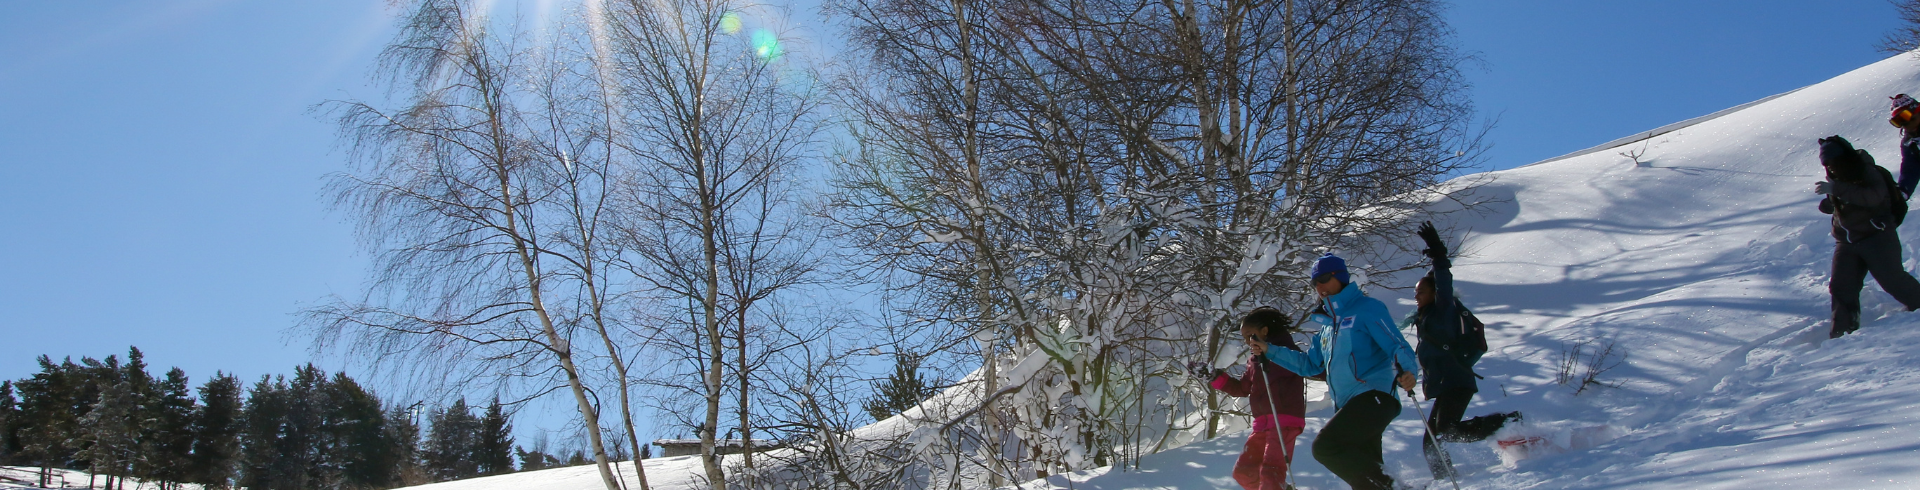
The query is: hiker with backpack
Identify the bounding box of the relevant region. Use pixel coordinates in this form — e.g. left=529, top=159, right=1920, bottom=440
left=1405, top=222, right=1520, bottom=480
left=1189, top=306, right=1307, bottom=490
left=1253, top=253, right=1417, bottom=490
left=1814, top=134, right=1920, bottom=337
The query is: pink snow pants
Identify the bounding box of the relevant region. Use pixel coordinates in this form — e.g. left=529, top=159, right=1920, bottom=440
left=1233, top=425, right=1303, bottom=490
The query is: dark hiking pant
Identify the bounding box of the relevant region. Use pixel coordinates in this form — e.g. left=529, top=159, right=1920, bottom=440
left=1313, top=390, right=1400, bottom=490
left=1426, top=390, right=1508, bottom=442
left=1421, top=389, right=1510, bottom=479
left=1831, top=229, right=1920, bottom=336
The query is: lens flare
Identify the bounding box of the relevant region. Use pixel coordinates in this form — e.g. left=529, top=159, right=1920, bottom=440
left=721, top=12, right=742, bottom=34
left=752, top=29, right=783, bottom=61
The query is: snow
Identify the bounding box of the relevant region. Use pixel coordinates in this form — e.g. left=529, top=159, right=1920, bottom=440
left=0, top=467, right=205, bottom=490
left=396, top=50, right=1920, bottom=490
left=1018, top=49, right=1920, bottom=490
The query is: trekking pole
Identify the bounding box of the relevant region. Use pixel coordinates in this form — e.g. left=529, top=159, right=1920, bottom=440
left=1407, top=385, right=1461, bottom=490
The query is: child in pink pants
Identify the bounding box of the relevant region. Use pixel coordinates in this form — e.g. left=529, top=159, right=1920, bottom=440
left=1204, top=306, right=1307, bottom=490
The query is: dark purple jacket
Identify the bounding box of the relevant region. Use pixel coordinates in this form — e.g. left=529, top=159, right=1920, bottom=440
left=1210, top=336, right=1305, bottom=429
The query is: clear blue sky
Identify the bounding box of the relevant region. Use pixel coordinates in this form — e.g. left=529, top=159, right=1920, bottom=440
left=0, top=0, right=1903, bottom=439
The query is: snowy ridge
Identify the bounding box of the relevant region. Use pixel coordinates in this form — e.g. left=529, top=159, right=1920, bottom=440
left=1522, top=87, right=1800, bottom=169
left=394, top=52, right=1920, bottom=490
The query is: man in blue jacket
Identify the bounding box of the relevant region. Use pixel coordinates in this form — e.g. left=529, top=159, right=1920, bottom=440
left=1253, top=253, right=1418, bottom=490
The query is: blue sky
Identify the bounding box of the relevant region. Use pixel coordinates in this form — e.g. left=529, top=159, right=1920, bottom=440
left=0, top=0, right=1904, bottom=441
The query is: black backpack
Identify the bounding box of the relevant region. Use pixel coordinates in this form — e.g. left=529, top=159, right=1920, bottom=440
left=1455, top=301, right=1488, bottom=368
left=1825, top=137, right=1907, bottom=228
left=1873, top=162, right=1909, bottom=228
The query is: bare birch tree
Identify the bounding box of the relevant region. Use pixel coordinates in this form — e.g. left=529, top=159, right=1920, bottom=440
left=599, top=0, right=826, bottom=486
left=306, top=2, right=644, bottom=489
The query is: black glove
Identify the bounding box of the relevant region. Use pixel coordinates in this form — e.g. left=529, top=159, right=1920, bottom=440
left=1185, top=361, right=1219, bottom=381
left=1417, top=221, right=1448, bottom=261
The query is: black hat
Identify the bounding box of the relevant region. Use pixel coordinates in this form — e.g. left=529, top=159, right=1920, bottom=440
left=1819, top=135, right=1856, bottom=167
left=1819, top=135, right=1867, bottom=183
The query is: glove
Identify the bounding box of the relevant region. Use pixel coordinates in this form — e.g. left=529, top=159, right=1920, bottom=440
left=1815, top=181, right=1832, bottom=195
left=1417, top=221, right=1448, bottom=261
left=1185, top=361, right=1219, bottom=380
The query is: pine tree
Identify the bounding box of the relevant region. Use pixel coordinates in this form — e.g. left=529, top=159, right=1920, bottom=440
left=515, top=434, right=559, bottom=473
left=862, top=354, right=935, bottom=422
left=14, top=356, right=86, bottom=486
left=283, top=365, right=328, bottom=489
left=190, top=372, right=243, bottom=489
left=0, top=380, right=16, bottom=463
left=80, top=379, right=138, bottom=490
left=423, top=399, right=481, bottom=481
left=239, top=374, right=298, bottom=490
left=384, top=406, right=424, bottom=486
left=323, top=373, right=395, bottom=490
left=476, top=399, right=514, bottom=475
left=146, top=368, right=196, bottom=488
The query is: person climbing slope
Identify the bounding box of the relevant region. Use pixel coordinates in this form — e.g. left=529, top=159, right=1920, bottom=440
left=1815, top=135, right=1920, bottom=338
left=1887, top=94, right=1920, bottom=195
left=1191, top=306, right=1307, bottom=490
left=1253, top=253, right=1417, bottom=490
left=1404, top=221, right=1520, bottom=480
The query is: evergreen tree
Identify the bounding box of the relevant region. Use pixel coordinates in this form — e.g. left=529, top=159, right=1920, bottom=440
left=79, top=379, right=138, bottom=490
left=190, top=372, right=243, bottom=489
left=15, top=356, right=92, bottom=485
left=240, top=372, right=307, bottom=488
left=236, top=366, right=410, bottom=490
left=515, top=434, right=558, bottom=473
left=322, top=373, right=395, bottom=489
left=862, top=354, right=935, bottom=422
left=384, top=405, right=424, bottom=486
left=0, top=380, right=16, bottom=463
left=422, top=399, right=481, bottom=481
left=76, top=355, right=120, bottom=473
left=476, top=399, right=514, bottom=476
left=145, top=368, right=196, bottom=487
left=282, top=365, right=327, bottom=489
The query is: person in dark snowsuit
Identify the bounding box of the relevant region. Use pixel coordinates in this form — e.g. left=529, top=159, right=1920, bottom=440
left=1816, top=134, right=1920, bottom=338
left=1255, top=253, right=1417, bottom=490
left=1405, top=222, right=1520, bottom=479
left=1197, top=306, right=1307, bottom=490
left=1888, top=94, right=1920, bottom=193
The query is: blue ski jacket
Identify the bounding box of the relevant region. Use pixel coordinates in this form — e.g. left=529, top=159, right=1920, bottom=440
left=1263, top=282, right=1418, bottom=410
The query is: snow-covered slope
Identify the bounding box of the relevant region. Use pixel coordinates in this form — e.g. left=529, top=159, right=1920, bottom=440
left=1018, top=51, right=1920, bottom=489
left=395, top=52, right=1920, bottom=490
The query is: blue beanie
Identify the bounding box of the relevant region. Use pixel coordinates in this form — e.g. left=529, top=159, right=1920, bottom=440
left=1311, top=253, right=1349, bottom=285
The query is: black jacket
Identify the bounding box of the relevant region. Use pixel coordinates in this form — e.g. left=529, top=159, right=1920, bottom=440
left=1409, top=256, right=1478, bottom=397
left=1821, top=150, right=1895, bottom=244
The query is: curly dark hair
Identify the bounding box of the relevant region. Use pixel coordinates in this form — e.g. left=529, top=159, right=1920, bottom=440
left=1241, top=306, right=1299, bottom=350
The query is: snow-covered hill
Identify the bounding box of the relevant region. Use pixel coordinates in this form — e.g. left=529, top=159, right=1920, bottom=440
left=396, top=51, right=1920, bottom=490
left=1017, top=50, right=1920, bottom=490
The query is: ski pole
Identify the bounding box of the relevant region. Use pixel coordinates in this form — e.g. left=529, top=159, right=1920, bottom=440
left=1407, top=386, right=1461, bottom=490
